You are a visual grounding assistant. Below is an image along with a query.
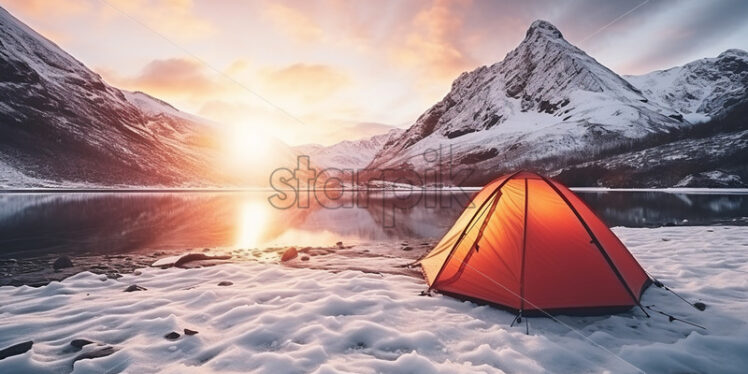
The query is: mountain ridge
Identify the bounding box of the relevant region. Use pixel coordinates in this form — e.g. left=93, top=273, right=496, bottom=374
left=365, top=19, right=747, bottom=187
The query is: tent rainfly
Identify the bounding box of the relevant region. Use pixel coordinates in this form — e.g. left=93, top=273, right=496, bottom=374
left=420, top=171, right=652, bottom=316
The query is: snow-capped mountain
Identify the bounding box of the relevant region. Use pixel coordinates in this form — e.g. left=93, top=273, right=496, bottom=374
left=0, top=6, right=224, bottom=187
left=625, top=49, right=748, bottom=122
left=552, top=49, right=748, bottom=187
left=294, top=128, right=404, bottom=170
left=367, top=20, right=747, bottom=187
left=0, top=6, right=299, bottom=188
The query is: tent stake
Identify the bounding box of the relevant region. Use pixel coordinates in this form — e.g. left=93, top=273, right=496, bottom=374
left=649, top=275, right=706, bottom=311
left=510, top=312, right=521, bottom=327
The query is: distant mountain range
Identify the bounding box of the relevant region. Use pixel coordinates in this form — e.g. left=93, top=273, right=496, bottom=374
left=293, top=129, right=403, bottom=171
left=1, top=7, right=746, bottom=188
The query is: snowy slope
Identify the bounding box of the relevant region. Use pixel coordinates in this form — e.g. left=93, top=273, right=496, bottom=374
left=1, top=226, right=747, bottom=373
left=294, top=129, right=404, bottom=170
left=122, top=90, right=216, bottom=126
left=0, top=6, right=299, bottom=188
left=553, top=128, right=748, bottom=187
left=367, top=20, right=748, bottom=187
left=625, top=49, right=748, bottom=123
left=0, top=6, right=223, bottom=187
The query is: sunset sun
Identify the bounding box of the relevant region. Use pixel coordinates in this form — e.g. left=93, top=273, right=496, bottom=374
left=223, top=124, right=272, bottom=168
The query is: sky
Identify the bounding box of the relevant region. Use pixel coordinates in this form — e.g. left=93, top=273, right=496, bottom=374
left=2, top=0, right=747, bottom=146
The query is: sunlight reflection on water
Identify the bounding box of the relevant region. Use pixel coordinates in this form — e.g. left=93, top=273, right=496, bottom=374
left=236, top=200, right=268, bottom=249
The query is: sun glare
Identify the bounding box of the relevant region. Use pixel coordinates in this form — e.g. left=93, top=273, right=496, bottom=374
left=223, top=124, right=272, bottom=169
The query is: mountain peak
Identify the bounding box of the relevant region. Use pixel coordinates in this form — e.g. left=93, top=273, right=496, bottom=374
left=717, top=49, right=748, bottom=59
left=526, top=20, right=563, bottom=39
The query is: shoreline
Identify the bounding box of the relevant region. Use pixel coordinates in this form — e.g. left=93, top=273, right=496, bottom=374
left=0, top=241, right=432, bottom=288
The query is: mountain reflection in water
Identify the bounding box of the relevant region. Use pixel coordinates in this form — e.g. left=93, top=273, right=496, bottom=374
left=0, top=190, right=746, bottom=258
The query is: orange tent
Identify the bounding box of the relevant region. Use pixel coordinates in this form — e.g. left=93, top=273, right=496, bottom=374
left=420, top=171, right=651, bottom=316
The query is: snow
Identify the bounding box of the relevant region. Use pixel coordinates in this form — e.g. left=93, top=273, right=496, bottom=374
left=122, top=91, right=215, bottom=127
left=294, top=129, right=404, bottom=170
left=1, top=226, right=747, bottom=373
left=0, top=160, right=46, bottom=188
left=625, top=49, right=747, bottom=119
left=675, top=171, right=745, bottom=188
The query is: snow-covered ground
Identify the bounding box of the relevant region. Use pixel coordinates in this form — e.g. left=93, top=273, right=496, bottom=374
left=1, top=226, right=747, bottom=373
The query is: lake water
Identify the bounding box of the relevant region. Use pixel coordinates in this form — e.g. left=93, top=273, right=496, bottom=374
left=1, top=190, right=747, bottom=260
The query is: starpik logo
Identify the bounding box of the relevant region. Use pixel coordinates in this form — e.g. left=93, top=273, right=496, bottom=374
left=267, top=145, right=476, bottom=228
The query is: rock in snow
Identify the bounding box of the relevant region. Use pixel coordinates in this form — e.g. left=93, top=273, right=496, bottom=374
left=280, top=247, right=298, bottom=262
left=72, top=346, right=117, bottom=364
left=52, top=256, right=73, bottom=270
left=0, top=341, right=32, bottom=360
left=184, top=329, right=199, bottom=336
left=69, top=339, right=94, bottom=350
left=123, top=285, right=147, bottom=292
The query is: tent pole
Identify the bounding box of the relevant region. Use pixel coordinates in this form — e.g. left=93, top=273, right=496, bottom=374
left=519, top=178, right=529, bottom=315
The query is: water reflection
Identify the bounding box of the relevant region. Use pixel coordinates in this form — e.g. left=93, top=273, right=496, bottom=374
left=0, top=190, right=746, bottom=259
left=578, top=191, right=748, bottom=227
left=236, top=201, right=269, bottom=249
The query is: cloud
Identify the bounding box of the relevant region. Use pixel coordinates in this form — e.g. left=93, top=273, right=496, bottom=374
left=106, top=0, right=214, bottom=40
left=260, top=63, right=351, bottom=102
left=264, top=2, right=323, bottom=42
left=100, top=58, right=222, bottom=98
left=0, top=0, right=91, bottom=43
left=225, top=59, right=252, bottom=75
left=1, top=0, right=91, bottom=17
left=14, top=0, right=745, bottom=147
left=3, top=0, right=214, bottom=43
left=389, top=0, right=476, bottom=82
left=108, top=0, right=213, bottom=41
